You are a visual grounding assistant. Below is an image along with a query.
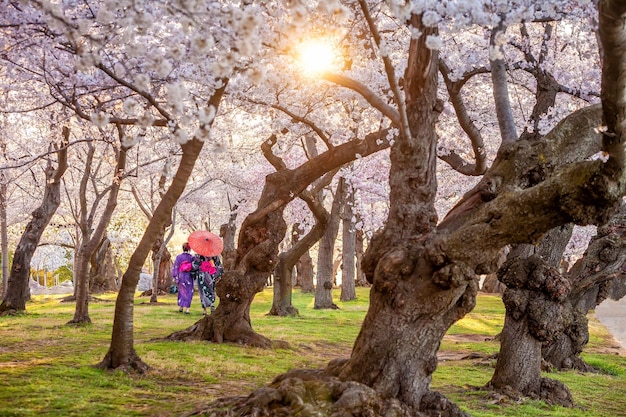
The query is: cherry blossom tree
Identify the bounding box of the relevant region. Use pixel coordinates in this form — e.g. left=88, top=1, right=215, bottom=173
left=2, top=0, right=264, bottom=368
left=0, top=127, right=68, bottom=314
left=66, top=126, right=130, bottom=324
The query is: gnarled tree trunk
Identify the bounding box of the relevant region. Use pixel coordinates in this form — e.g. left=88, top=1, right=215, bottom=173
left=543, top=202, right=626, bottom=370
left=488, top=227, right=575, bottom=406
left=191, top=4, right=626, bottom=416
left=328, top=16, right=449, bottom=411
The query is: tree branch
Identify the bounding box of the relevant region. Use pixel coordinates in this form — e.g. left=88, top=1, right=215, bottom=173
left=438, top=59, right=487, bottom=175
left=599, top=0, right=626, bottom=177
left=322, top=73, right=401, bottom=127
left=247, top=98, right=333, bottom=150
left=357, top=0, right=411, bottom=140
left=261, top=135, right=287, bottom=171
left=490, top=21, right=518, bottom=144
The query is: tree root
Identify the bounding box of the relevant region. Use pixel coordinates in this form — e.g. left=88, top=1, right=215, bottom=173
left=0, top=307, right=20, bottom=316
left=550, top=355, right=599, bottom=373
left=485, top=377, right=574, bottom=408
left=267, top=305, right=300, bottom=317
left=96, top=350, right=150, bottom=374
left=183, top=368, right=469, bottom=417
left=66, top=318, right=92, bottom=326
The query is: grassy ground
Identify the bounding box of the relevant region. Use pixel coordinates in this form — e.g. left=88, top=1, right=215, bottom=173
left=0, top=288, right=624, bottom=417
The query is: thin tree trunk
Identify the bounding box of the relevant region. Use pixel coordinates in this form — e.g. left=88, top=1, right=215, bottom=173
left=340, top=181, right=356, bottom=301
left=0, top=179, right=7, bottom=298
left=151, top=212, right=176, bottom=303
left=70, top=139, right=128, bottom=325
left=355, top=226, right=367, bottom=287
left=297, top=250, right=315, bottom=293
left=270, top=224, right=302, bottom=317
left=292, top=223, right=304, bottom=289
left=0, top=128, right=68, bottom=314
left=150, top=254, right=162, bottom=302
left=332, top=255, right=341, bottom=286
left=314, top=178, right=344, bottom=309
left=219, top=203, right=238, bottom=271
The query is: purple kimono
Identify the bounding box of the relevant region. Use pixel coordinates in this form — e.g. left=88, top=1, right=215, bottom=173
left=172, top=252, right=195, bottom=308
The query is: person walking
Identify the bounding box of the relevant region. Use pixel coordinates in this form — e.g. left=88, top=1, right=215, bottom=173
left=192, top=254, right=224, bottom=315
left=171, top=242, right=195, bottom=314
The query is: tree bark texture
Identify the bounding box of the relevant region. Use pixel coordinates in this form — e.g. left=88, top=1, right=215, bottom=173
left=194, top=4, right=626, bottom=415
left=0, top=128, right=68, bottom=314
left=355, top=227, right=368, bottom=287
left=270, top=254, right=298, bottom=317
left=480, top=248, right=508, bottom=294
left=489, top=226, right=575, bottom=405
left=149, top=233, right=173, bottom=302
left=330, top=16, right=448, bottom=410
left=334, top=8, right=621, bottom=412
left=219, top=206, right=238, bottom=271
left=297, top=251, right=315, bottom=293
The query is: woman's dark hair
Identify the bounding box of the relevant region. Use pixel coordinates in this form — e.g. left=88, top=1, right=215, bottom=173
left=182, top=242, right=190, bottom=252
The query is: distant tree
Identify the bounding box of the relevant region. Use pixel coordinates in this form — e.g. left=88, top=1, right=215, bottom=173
left=68, top=130, right=130, bottom=325
left=294, top=224, right=315, bottom=293
left=340, top=179, right=357, bottom=301
left=89, top=233, right=118, bottom=293
left=314, top=179, right=343, bottom=310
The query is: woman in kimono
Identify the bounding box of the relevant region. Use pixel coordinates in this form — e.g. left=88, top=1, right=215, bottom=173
left=192, top=254, right=224, bottom=315
left=171, top=242, right=195, bottom=314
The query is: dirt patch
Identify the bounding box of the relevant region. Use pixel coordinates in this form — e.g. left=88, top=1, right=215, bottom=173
left=445, top=333, right=495, bottom=343
left=586, top=337, right=626, bottom=356
left=439, top=333, right=496, bottom=361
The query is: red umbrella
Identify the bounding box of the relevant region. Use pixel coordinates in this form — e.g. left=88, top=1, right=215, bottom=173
left=188, top=230, right=223, bottom=257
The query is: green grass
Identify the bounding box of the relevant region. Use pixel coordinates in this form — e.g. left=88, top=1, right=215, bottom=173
left=0, top=289, right=624, bottom=416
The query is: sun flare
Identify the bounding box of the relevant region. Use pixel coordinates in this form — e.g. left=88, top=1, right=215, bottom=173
left=297, top=39, right=338, bottom=75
